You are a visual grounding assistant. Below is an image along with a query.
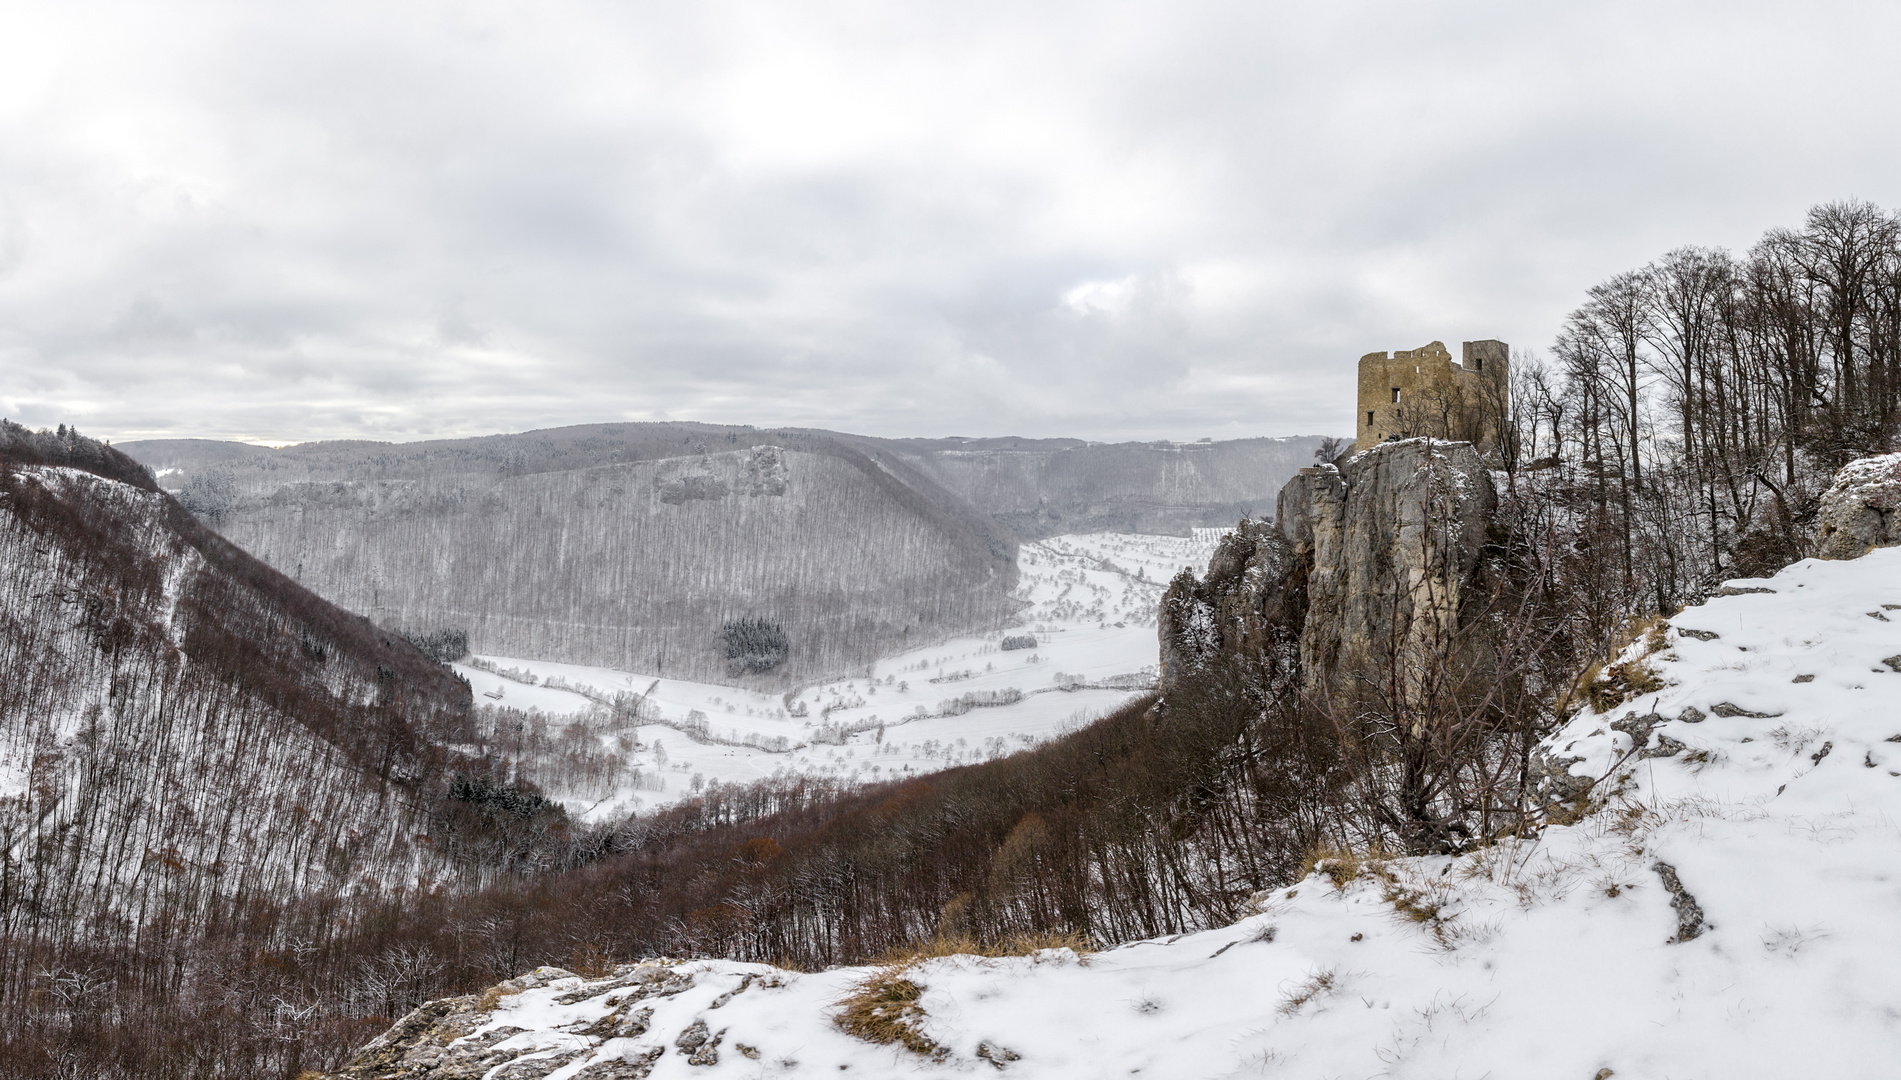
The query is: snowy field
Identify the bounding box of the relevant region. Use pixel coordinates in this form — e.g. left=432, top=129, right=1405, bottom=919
left=380, top=545, right=1901, bottom=1078
left=453, top=532, right=1218, bottom=819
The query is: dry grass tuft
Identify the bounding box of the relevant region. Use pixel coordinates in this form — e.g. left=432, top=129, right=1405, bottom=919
left=1276, top=968, right=1338, bottom=1015
left=876, top=929, right=1096, bottom=967
left=1588, top=658, right=1665, bottom=713
left=1300, top=844, right=1398, bottom=891
left=1382, top=880, right=1458, bottom=946
left=833, top=968, right=946, bottom=1059
left=1556, top=615, right=1669, bottom=717
left=475, top=984, right=523, bottom=1013
left=1382, top=883, right=1446, bottom=926
left=1303, top=844, right=1463, bottom=945
left=837, top=930, right=1095, bottom=1056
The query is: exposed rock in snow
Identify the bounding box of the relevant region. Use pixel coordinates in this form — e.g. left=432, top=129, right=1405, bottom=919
left=1815, top=451, right=1901, bottom=559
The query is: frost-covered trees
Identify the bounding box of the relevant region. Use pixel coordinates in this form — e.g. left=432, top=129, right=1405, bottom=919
left=721, top=616, right=789, bottom=674
left=1534, top=197, right=1901, bottom=610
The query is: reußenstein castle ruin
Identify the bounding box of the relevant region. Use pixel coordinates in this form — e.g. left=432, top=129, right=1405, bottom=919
left=1356, top=339, right=1509, bottom=456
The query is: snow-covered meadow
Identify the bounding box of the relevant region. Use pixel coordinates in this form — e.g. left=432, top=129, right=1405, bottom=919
left=453, top=532, right=1218, bottom=819
left=378, top=545, right=1901, bottom=1078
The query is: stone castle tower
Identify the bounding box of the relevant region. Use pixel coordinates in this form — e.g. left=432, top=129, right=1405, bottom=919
left=1355, top=339, right=1509, bottom=456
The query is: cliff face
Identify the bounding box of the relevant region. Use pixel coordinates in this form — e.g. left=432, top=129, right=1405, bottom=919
left=1157, top=519, right=1304, bottom=690
left=1161, top=439, right=1498, bottom=700
left=1279, top=440, right=1497, bottom=699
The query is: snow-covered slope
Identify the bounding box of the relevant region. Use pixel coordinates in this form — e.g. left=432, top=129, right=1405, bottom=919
left=0, top=458, right=476, bottom=939
left=332, top=547, right=1901, bottom=1078
left=453, top=533, right=1215, bottom=819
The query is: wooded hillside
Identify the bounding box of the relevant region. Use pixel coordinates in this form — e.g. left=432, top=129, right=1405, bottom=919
left=123, top=425, right=1029, bottom=685
left=0, top=424, right=480, bottom=941
left=122, top=426, right=1322, bottom=686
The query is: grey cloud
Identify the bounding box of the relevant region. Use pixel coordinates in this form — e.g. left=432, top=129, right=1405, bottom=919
left=2, top=0, right=1899, bottom=444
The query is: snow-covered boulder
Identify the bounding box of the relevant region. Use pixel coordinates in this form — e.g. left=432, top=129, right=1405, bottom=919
left=1815, top=451, right=1901, bottom=559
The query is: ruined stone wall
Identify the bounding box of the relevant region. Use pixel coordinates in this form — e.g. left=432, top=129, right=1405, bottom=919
left=1355, top=340, right=1509, bottom=457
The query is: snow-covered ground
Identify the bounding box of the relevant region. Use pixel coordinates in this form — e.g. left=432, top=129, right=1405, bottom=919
left=453, top=532, right=1217, bottom=819
left=395, top=546, right=1901, bottom=1077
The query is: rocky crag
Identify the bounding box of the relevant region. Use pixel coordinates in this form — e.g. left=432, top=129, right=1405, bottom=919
left=1160, top=438, right=1498, bottom=701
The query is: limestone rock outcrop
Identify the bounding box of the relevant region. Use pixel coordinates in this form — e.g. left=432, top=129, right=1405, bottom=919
left=1815, top=452, right=1901, bottom=560
left=1281, top=439, right=1497, bottom=699
left=1157, top=519, right=1302, bottom=690
left=1160, top=439, right=1499, bottom=702
left=325, top=963, right=694, bottom=1079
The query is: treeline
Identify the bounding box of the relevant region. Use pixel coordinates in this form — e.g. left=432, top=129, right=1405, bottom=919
left=1515, top=198, right=1900, bottom=613
left=897, top=434, right=1321, bottom=538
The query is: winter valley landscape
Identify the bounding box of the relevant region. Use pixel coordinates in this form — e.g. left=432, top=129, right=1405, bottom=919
left=8, top=5, right=1901, bottom=1078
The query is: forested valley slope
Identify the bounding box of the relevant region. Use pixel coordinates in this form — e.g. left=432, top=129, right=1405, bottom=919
left=0, top=424, right=587, bottom=1076
left=121, top=426, right=1321, bottom=686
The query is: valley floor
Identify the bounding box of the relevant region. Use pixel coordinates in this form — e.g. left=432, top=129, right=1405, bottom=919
left=352, top=547, right=1901, bottom=1078
left=452, top=532, right=1216, bottom=820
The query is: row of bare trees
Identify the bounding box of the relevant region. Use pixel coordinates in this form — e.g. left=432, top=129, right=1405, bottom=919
left=1515, top=199, right=1900, bottom=617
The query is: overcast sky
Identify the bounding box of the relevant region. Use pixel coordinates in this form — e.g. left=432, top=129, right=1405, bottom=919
left=2, top=0, right=1898, bottom=445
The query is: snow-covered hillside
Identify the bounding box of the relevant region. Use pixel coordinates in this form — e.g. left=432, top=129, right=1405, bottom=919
left=455, top=533, right=1216, bottom=819
left=0, top=459, right=472, bottom=940
left=124, top=426, right=1027, bottom=686
left=336, top=546, right=1901, bottom=1078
